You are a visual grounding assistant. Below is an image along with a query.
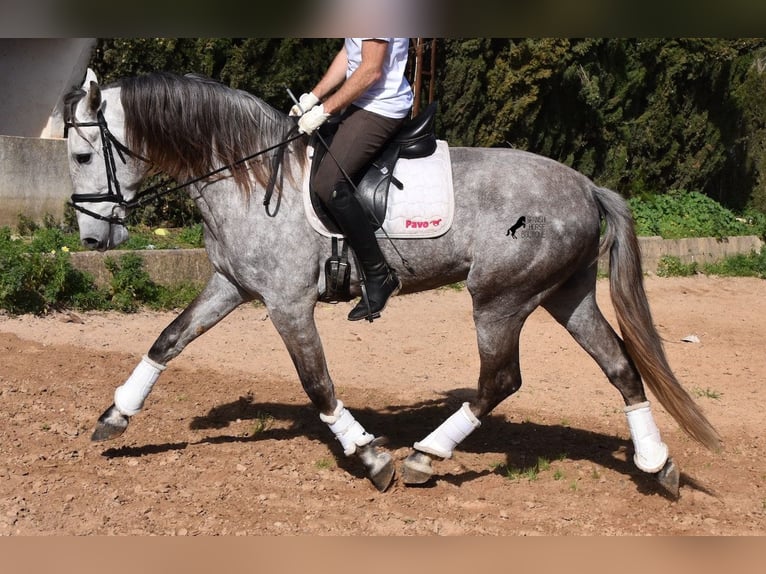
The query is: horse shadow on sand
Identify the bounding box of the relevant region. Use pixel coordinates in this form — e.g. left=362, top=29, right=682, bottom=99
left=101, top=388, right=715, bottom=500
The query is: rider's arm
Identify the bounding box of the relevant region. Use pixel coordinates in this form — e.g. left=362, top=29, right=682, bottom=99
left=310, top=45, right=349, bottom=101
left=314, top=39, right=388, bottom=116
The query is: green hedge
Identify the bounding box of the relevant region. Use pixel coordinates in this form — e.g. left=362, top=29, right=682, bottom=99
left=628, top=190, right=766, bottom=239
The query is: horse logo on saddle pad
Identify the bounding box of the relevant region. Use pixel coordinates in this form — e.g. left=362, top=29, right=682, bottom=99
left=303, top=103, right=455, bottom=241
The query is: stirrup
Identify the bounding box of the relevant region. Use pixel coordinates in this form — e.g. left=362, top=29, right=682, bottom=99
left=319, top=238, right=352, bottom=303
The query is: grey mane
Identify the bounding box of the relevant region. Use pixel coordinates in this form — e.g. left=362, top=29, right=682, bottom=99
left=104, top=72, right=306, bottom=194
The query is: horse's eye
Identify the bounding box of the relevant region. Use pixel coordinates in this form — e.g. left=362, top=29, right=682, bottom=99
left=75, top=153, right=92, bottom=165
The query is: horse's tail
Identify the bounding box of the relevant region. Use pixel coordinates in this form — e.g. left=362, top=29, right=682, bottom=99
left=593, top=185, right=721, bottom=451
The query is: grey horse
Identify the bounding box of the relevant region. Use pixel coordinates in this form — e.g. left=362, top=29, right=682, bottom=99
left=63, top=71, right=719, bottom=496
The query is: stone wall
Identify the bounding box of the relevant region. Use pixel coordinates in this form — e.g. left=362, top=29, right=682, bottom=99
left=0, top=136, right=72, bottom=228
left=0, top=38, right=95, bottom=228
left=598, top=235, right=764, bottom=274
left=67, top=236, right=765, bottom=287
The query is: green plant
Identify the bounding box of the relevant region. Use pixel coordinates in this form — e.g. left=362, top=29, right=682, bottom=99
left=103, top=253, right=203, bottom=312
left=693, top=387, right=723, bottom=400
left=16, top=214, right=39, bottom=236
left=440, top=282, right=465, bottom=292
left=151, top=282, right=202, bottom=311
left=0, top=227, right=105, bottom=314
left=502, top=457, right=551, bottom=482
left=28, top=227, right=81, bottom=253
left=117, top=224, right=205, bottom=251
left=702, top=246, right=766, bottom=278
left=250, top=411, right=275, bottom=436
left=0, top=225, right=204, bottom=315
left=177, top=224, right=204, bottom=248
left=505, top=465, right=539, bottom=481
left=628, top=190, right=765, bottom=239
left=656, top=255, right=699, bottom=277
left=104, top=253, right=161, bottom=313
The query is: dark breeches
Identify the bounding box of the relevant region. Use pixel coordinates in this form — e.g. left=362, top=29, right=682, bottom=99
left=312, top=105, right=404, bottom=203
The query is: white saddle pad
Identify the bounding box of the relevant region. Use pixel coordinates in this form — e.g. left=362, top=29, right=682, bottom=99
left=302, top=140, right=454, bottom=239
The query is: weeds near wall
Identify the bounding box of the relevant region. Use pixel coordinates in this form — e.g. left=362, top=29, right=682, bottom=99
left=0, top=226, right=201, bottom=315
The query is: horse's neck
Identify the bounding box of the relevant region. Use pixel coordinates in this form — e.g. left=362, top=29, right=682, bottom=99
left=192, top=174, right=306, bottom=236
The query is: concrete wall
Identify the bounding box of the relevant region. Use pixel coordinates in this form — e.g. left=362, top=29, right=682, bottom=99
left=70, top=249, right=213, bottom=287
left=0, top=39, right=96, bottom=138
left=0, top=136, right=73, bottom=227
left=0, top=38, right=96, bottom=228
left=600, top=235, right=764, bottom=274
left=67, top=236, right=765, bottom=287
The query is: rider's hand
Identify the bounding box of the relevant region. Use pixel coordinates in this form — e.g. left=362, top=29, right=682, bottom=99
left=298, top=104, right=330, bottom=135
left=289, top=92, right=320, bottom=117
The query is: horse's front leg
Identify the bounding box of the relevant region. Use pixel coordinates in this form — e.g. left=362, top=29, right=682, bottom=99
left=267, top=302, right=395, bottom=492
left=92, top=272, right=247, bottom=441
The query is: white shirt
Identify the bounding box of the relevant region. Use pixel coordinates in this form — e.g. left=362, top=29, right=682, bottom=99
left=345, top=38, right=413, bottom=119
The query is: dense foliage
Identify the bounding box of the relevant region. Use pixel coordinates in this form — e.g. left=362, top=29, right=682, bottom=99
left=627, top=190, right=766, bottom=239
left=436, top=39, right=766, bottom=212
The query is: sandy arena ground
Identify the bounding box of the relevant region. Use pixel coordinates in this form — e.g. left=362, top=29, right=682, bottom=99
left=1, top=275, right=764, bottom=535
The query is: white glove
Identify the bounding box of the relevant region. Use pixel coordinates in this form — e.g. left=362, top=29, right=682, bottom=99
left=289, top=92, right=320, bottom=117
left=298, top=104, right=330, bottom=135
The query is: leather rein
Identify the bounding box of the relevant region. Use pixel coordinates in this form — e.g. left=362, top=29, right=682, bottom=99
left=65, top=109, right=303, bottom=225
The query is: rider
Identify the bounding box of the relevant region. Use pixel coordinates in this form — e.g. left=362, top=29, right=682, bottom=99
left=290, top=38, right=413, bottom=321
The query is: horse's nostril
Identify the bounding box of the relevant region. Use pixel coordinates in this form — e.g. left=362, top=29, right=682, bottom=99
left=81, top=237, right=101, bottom=251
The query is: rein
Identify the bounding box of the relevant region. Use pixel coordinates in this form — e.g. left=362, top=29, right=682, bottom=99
left=65, top=110, right=303, bottom=225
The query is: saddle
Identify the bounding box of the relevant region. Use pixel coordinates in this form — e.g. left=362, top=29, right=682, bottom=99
left=310, top=102, right=439, bottom=304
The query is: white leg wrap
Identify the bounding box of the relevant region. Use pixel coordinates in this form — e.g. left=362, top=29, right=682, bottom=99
left=319, top=401, right=374, bottom=456
left=113, top=356, right=166, bottom=417
left=625, top=401, right=669, bottom=473
left=414, top=402, right=481, bottom=459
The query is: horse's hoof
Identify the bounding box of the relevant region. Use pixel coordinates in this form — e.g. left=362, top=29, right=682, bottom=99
left=359, top=445, right=395, bottom=492
left=402, top=451, right=435, bottom=485
left=369, top=453, right=395, bottom=492
left=654, top=457, right=680, bottom=499
left=91, top=404, right=129, bottom=441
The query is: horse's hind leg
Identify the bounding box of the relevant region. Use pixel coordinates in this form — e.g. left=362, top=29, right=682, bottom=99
left=542, top=268, right=680, bottom=497
left=92, top=272, right=247, bottom=441
left=403, top=294, right=529, bottom=485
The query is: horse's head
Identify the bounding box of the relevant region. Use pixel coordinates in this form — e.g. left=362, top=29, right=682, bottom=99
left=65, top=70, right=145, bottom=251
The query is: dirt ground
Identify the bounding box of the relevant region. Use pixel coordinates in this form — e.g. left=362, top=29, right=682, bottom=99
left=1, top=275, right=764, bottom=536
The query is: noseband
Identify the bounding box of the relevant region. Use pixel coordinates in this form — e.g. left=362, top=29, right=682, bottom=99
left=65, top=110, right=304, bottom=226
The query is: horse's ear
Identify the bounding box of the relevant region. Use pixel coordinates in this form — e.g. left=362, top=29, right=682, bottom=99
left=86, top=80, right=102, bottom=114
left=83, top=68, right=99, bottom=88
left=82, top=68, right=102, bottom=114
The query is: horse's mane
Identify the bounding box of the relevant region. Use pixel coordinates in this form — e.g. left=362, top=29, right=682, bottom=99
left=116, top=72, right=306, bottom=195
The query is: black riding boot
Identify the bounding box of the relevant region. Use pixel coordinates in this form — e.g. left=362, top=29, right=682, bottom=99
left=324, top=183, right=401, bottom=321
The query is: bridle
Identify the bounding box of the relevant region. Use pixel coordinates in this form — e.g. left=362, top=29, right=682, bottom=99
left=65, top=109, right=145, bottom=225
left=65, top=109, right=303, bottom=225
